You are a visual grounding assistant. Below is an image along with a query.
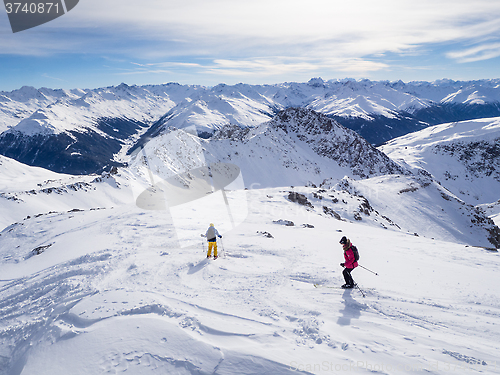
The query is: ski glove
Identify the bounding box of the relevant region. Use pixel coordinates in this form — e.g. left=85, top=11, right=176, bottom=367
left=340, top=263, right=345, bottom=267
left=219, top=235, right=222, bottom=238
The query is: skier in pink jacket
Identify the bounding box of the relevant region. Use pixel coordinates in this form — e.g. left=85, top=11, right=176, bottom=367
left=339, top=236, right=358, bottom=289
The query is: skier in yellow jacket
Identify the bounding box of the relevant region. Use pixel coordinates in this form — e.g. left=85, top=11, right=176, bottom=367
left=205, top=223, right=222, bottom=259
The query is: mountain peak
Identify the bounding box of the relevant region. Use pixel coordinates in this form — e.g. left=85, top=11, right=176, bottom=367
left=307, top=77, right=325, bottom=88
left=268, top=107, right=409, bottom=179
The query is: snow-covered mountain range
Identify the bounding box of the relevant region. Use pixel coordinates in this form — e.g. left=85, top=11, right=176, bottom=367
left=130, top=107, right=408, bottom=185
left=0, top=83, right=203, bottom=174
left=1, top=79, right=500, bottom=174
left=1, top=78, right=500, bottom=375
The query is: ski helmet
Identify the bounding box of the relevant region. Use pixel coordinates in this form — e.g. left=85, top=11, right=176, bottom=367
left=339, top=236, right=347, bottom=245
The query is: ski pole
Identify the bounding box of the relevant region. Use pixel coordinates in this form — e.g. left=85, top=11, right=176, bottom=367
left=354, top=283, right=366, bottom=298
left=359, top=264, right=378, bottom=276
left=219, top=238, right=225, bottom=258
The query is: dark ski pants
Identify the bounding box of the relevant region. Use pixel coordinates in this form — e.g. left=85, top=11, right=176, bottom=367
left=343, top=268, right=355, bottom=286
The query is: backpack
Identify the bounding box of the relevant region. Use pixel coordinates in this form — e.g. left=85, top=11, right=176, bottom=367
left=351, top=245, right=360, bottom=262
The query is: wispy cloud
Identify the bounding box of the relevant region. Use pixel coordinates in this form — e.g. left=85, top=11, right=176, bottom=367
left=118, top=57, right=389, bottom=81
left=206, top=58, right=389, bottom=77
left=447, top=43, right=500, bottom=63
left=41, top=73, right=67, bottom=82
left=131, top=62, right=203, bottom=69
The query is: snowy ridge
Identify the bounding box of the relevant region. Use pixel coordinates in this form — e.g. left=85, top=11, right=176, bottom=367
left=149, top=78, right=500, bottom=136
left=334, top=175, right=500, bottom=249
left=2, top=78, right=500, bottom=137
left=4, top=83, right=200, bottom=136
left=267, top=108, right=406, bottom=178
left=481, top=200, right=500, bottom=227
left=0, top=154, right=132, bottom=231
left=0, top=84, right=206, bottom=174
left=0, top=154, right=65, bottom=193
left=380, top=117, right=500, bottom=205
left=0, top=86, right=86, bottom=132
left=129, top=108, right=407, bottom=195
left=0, top=83, right=201, bottom=134
left=306, top=79, right=431, bottom=119
left=154, top=86, right=278, bottom=137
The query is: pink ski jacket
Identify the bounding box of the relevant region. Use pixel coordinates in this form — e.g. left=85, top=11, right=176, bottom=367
left=344, top=246, right=358, bottom=269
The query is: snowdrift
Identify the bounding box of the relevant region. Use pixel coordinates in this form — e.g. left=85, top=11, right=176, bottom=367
left=1, top=187, right=499, bottom=375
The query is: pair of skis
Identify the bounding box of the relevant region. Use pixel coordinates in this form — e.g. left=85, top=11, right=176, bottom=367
left=313, top=283, right=369, bottom=297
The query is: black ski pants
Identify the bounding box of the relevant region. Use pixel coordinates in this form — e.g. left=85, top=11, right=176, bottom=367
left=343, top=267, right=355, bottom=286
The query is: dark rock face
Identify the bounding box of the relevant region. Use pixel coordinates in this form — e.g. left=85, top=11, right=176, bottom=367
left=434, top=139, right=500, bottom=182
left=287, top=191, right=314, bottom=208
left=0, top=118, right=147, bottom=175
left=269, top=108, right=408, bottom=178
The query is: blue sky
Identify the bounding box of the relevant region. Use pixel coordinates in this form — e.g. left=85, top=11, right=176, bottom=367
left=1, top=0, right=500, bottom=91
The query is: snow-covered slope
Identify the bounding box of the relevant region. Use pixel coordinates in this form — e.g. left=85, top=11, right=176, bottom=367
left=150, top=79, right=433, bottom=137
left=149, top=79, right=500, bottom=142
left=0, top=154, right=65, bottom=193
left=2, top=79, right=499, bottom=135
left=481, top=200, right=500, bottom=227
left=1, top=185, right=499, bottom=375
left=335, top=175, right=500, bottom=249
left=2, top=105, right=499, bottom=247
left=0, top=83, right=200, bottom=134
left=0, top=154, right=133, bottom=231
left=380, top=117, right=500, bottom=205
left=0, top=86, right=87, bottom=133
left=8, top=83, right=201, bottom=136
left=387, top=79, right=500, bottom=104
left=154, top=85, right=278, bottom=138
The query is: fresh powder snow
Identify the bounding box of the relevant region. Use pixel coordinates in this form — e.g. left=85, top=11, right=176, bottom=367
left=1, top=183, right=499, bottom=374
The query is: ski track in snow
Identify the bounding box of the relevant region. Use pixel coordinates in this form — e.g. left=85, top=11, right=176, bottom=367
left=1, top=188, right=500, bottom=375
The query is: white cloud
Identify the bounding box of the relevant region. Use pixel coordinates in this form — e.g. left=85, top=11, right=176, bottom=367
left=447, top=43, right=500, bottom=63
left=206, top=59, right=320, bottom=76
left=118, top=57, right=389, bottom=81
